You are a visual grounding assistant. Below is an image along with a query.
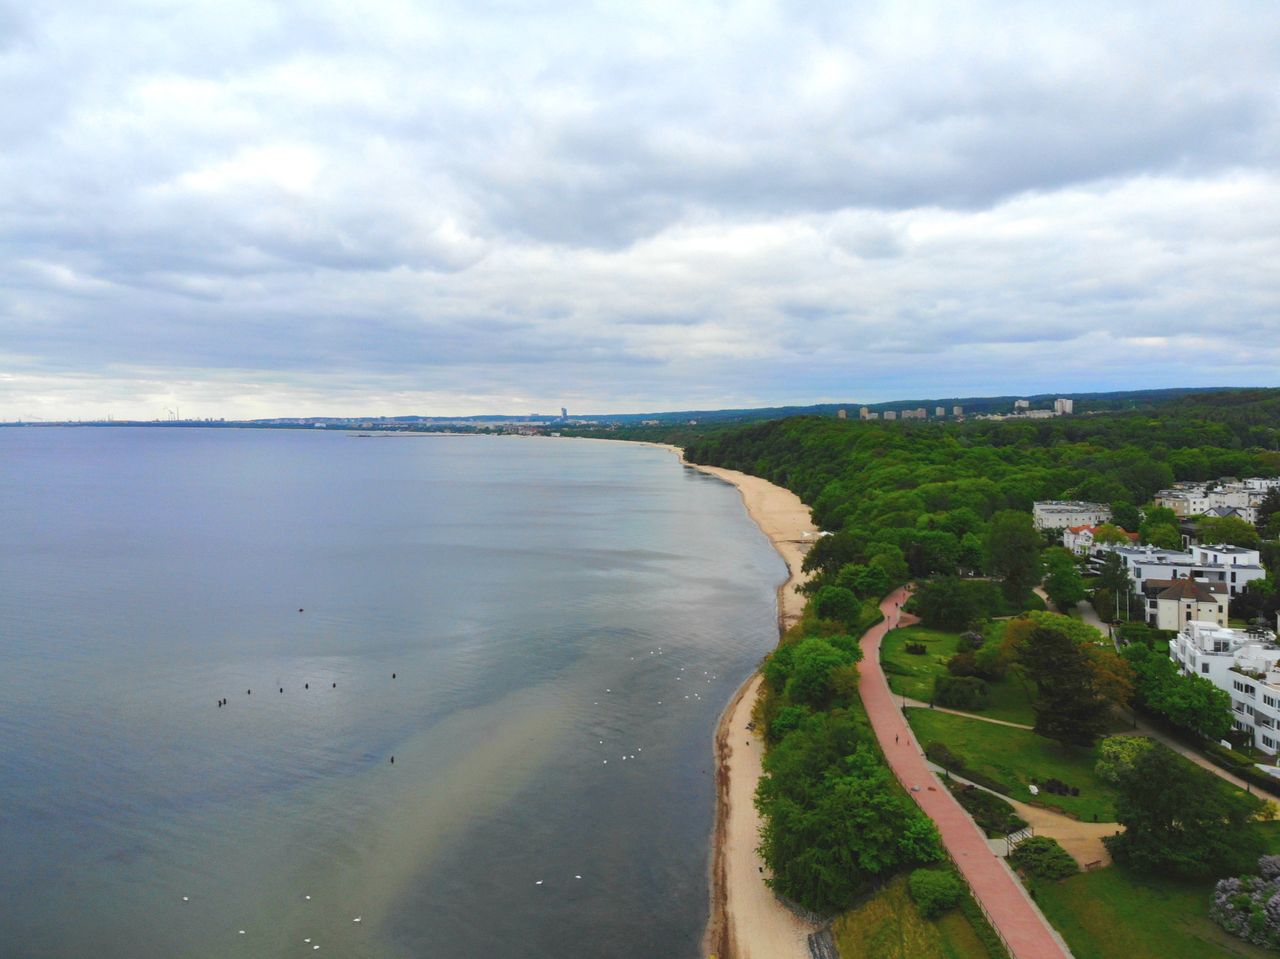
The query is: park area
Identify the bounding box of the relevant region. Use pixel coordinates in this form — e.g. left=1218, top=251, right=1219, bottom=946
left=1034, top=860, right=1280, bottom=959
left=832, top=874, right=1003, bottom=959
left=907, top=707, right=1120, bottom=822
left=880, top=624, right=1037, bottom=726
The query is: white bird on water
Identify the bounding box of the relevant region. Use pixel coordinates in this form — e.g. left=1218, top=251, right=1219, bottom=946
left=353, top=917, right=362, bottom=923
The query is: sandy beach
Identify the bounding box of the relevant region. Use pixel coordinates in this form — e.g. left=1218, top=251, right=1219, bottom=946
left=664, top=449, right=819, bottom=959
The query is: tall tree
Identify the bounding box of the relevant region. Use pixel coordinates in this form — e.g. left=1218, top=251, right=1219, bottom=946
left=984, top=510, right=1041, bottom=602
left=1042, top=548, right=1086, bottom=610
left=1105, top=744, right=1256, bottom=878
left=1196, top=515, right=1262, bottom=549
left=1018, top=624, right=1109, bottom=746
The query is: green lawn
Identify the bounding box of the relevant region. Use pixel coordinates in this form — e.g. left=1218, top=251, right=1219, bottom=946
left=832, top=874, right=998, bottom=959
left=907, top=709, right=1120, bottom=821
left=1035, top=865, right=1274, bottom=959
left=881, top=625, right=1037, bottom=726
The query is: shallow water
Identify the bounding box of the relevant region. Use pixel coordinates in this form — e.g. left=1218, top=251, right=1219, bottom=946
left=0, top=428, right=784, bottom=958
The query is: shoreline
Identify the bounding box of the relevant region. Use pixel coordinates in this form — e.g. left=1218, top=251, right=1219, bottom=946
left=654, top=447, right=818, bottom=959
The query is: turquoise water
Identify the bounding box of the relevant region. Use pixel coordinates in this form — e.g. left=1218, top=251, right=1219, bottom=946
left=0, top=428, right=784, bottom=958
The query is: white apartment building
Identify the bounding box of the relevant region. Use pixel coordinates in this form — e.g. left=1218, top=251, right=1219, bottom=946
left=1169, top=621, right=1280, bottom=754
left=1033, top=500, right=1112, bottom=531
left=1111, top=544, right=1267, bottom=600
left=1154, top=477, right=1280, bottom=524
left=1054, top=398, right=1074, bottom=415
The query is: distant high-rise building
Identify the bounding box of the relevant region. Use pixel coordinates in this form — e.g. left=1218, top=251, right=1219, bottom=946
left=935, top=406, right=946, bottom=417
left=836, top=409, right=847, bottom=420
left=859, top=406, right=871, bottom=420
left=883, top=410, right=897, bottom=421
left=867, top=412, right=880, bottom=420
left=1014, top=399, right=1030, bottom=409
left=1054, top=398, right=1074, bottom=415
left=953, top=405, right=963, bottom=417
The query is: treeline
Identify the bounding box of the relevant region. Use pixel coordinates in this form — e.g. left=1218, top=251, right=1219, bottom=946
left=753, top=603, right=944, bottom=913
left=681, top=398, right=1280, bottom=595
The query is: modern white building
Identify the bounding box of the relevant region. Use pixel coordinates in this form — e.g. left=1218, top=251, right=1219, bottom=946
left=1154, top=477, right=1280, bottom=524
left=1054, top=398, right=1074, bottom=415
left=1169, top=621, right=1280, bottom=754
left=1033, top=500, right=1112, bottom=531
left=1111, top=543, right=1267, bottom=599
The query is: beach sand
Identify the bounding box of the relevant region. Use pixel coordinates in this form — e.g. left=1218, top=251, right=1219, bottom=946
left=667, top=450, right=819, bottom=959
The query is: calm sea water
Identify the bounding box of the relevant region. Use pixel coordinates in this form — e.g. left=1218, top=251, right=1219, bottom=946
left=0, top=428, right=784, bottom=959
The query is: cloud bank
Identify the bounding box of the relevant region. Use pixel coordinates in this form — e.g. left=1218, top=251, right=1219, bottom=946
left=2, top=0, right=1278, bottom=418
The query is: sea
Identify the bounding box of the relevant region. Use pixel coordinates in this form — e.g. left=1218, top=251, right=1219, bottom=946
left=0, top=427, right=785, bottom=959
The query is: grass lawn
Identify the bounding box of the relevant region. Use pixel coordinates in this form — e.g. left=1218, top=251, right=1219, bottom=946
left=1034, top=864, right=1274, bottom=959
left=832, top=874, right=998, bottom=959
left=907, top=709, right=1119, bottom=821
left=881, top=625, right=1037, bottom=727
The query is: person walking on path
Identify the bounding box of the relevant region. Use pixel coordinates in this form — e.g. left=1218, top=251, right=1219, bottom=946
left=858, top=587, right=1070, bottom=959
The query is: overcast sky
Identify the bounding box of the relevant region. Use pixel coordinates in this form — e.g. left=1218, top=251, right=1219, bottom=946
left=3, top=1, right=1278, bottom=419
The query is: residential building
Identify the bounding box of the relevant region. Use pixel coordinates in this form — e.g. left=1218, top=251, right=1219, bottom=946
left=1111, top=543, right=1267, bottom=600
left=836, top=409, right=847, bottom=420
left=1014, top=399, right=1030, bottom=409
left=935, top=406, right=946, bottom=417
left=1169, top=621, right=1280, bottom=754
left=1141, top=578, right=1228, bottom=630
left=1053, top=397, right=1074, bottom=415
left=1062, top=524, right=1137, bottom=555
left=1033, top=500, right=1111, bottom=531
left=859, top=406, right=871, bottom=419
left=883, top=410, right=897, bottom=421
left=952, top=405, right=963, bottom=417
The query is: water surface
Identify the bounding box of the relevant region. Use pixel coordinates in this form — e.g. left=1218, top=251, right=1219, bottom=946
left=0, top=428, right=783, bottom=958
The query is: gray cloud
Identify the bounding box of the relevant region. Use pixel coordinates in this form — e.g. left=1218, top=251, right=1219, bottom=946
left=1, top=0, right=1278, bottom=419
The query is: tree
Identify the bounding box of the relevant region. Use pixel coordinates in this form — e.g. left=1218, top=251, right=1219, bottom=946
left=1092, top=523, right=1131, bottom=545
left=785, top=638, right=856, bottom=708
left=1140, top=506, right=1180, bottom=544
left=1094, top=552, right=1134, bottom=621
left=984, top=510, right=1042, bottom=602
left=1258, top=488, right=1280, bottom=531
left=1142, top=522, right=1183, bottom=550
left=1105, top=743, right=1257, bottom=878
left=912, top=577, right=1000, bottom=630
left=813, top=586, right=864, bottom=629
left=1111, top=501, right=1142, bottom=533
left=1018, top=624, right=1110, bottom=746
left=1042, top=548, right=1086, bottom=609
left=1122, top=643, right=1233, bottom=740
left=1197, top=515, right=1262, bottom=549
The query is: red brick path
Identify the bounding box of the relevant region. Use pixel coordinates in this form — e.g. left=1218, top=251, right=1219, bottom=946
left=860, top=587, right=1072, bottom=959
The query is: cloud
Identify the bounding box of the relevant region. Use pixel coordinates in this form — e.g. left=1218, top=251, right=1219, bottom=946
left=1, top=0, right=1278, bottom=418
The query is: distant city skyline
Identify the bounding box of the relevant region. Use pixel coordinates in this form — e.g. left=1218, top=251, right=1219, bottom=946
left=3, top=1, right=1278, bottom=421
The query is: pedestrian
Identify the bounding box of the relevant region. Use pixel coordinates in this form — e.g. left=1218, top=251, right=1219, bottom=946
left=895, top=734, right=899, bottom=744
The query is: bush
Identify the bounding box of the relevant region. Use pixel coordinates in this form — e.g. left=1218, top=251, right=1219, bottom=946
left=946, top=651, right=979, bottom=676
left=1095, top=735, right=1154, bottom=785
left=1008, top=836, right=1079, bottom=880
left=933, top=675, right=990, bottom=710
left=958, top=630, right=985, bottom=652
left=813, top=586, right=865, bottom=629
left=904, top=642, right=927, bottom=655
left=908, top=867, right=964, bottom=919
left=949, top=783, right=1028, bottom=837
left=1211, top=855, right=1280, bottom=950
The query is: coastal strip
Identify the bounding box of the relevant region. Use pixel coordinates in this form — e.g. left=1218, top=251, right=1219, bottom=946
left=663, top=449, right=819, bottom=959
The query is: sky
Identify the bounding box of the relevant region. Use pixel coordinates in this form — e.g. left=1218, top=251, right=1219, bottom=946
left=2, top=0, right=1279, bottom=420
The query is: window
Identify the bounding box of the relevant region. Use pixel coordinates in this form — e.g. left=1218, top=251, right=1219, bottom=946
left=1203, top=663, right=1210, bottom=673
left=1265, top=735, right=1275, bottom=749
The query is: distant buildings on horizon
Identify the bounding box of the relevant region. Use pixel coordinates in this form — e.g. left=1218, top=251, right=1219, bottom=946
left=842, top=396, right=1073, bottom=423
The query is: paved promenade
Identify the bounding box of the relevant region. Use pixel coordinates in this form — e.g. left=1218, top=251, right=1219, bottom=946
left=860, top=588, right=1072, bottom=959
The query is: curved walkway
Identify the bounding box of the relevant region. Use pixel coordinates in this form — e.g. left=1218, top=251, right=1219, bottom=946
left=860, top=588, right=1072, bottom=959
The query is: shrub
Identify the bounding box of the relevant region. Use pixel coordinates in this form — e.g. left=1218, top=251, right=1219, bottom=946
left=1095, top=735, right=1154, bottom=785
left=958, top=630, right=985, bottom=652
left=905, top=642, right=928, bottom=655
left=1009, top=836, right=1079, bottom=880
left=814, top=586, right=865, bottom=629
left=933, top=675, right=990, bottom=710
left=1211, top=855, right=1280, bottom=950
left=908, top=868, right=964, bottom=919
left=946, top=651, right=979, bottom=676
left=925, top=742, right=964, bottom=771
left=949, top=783, right=1028, bottom=837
